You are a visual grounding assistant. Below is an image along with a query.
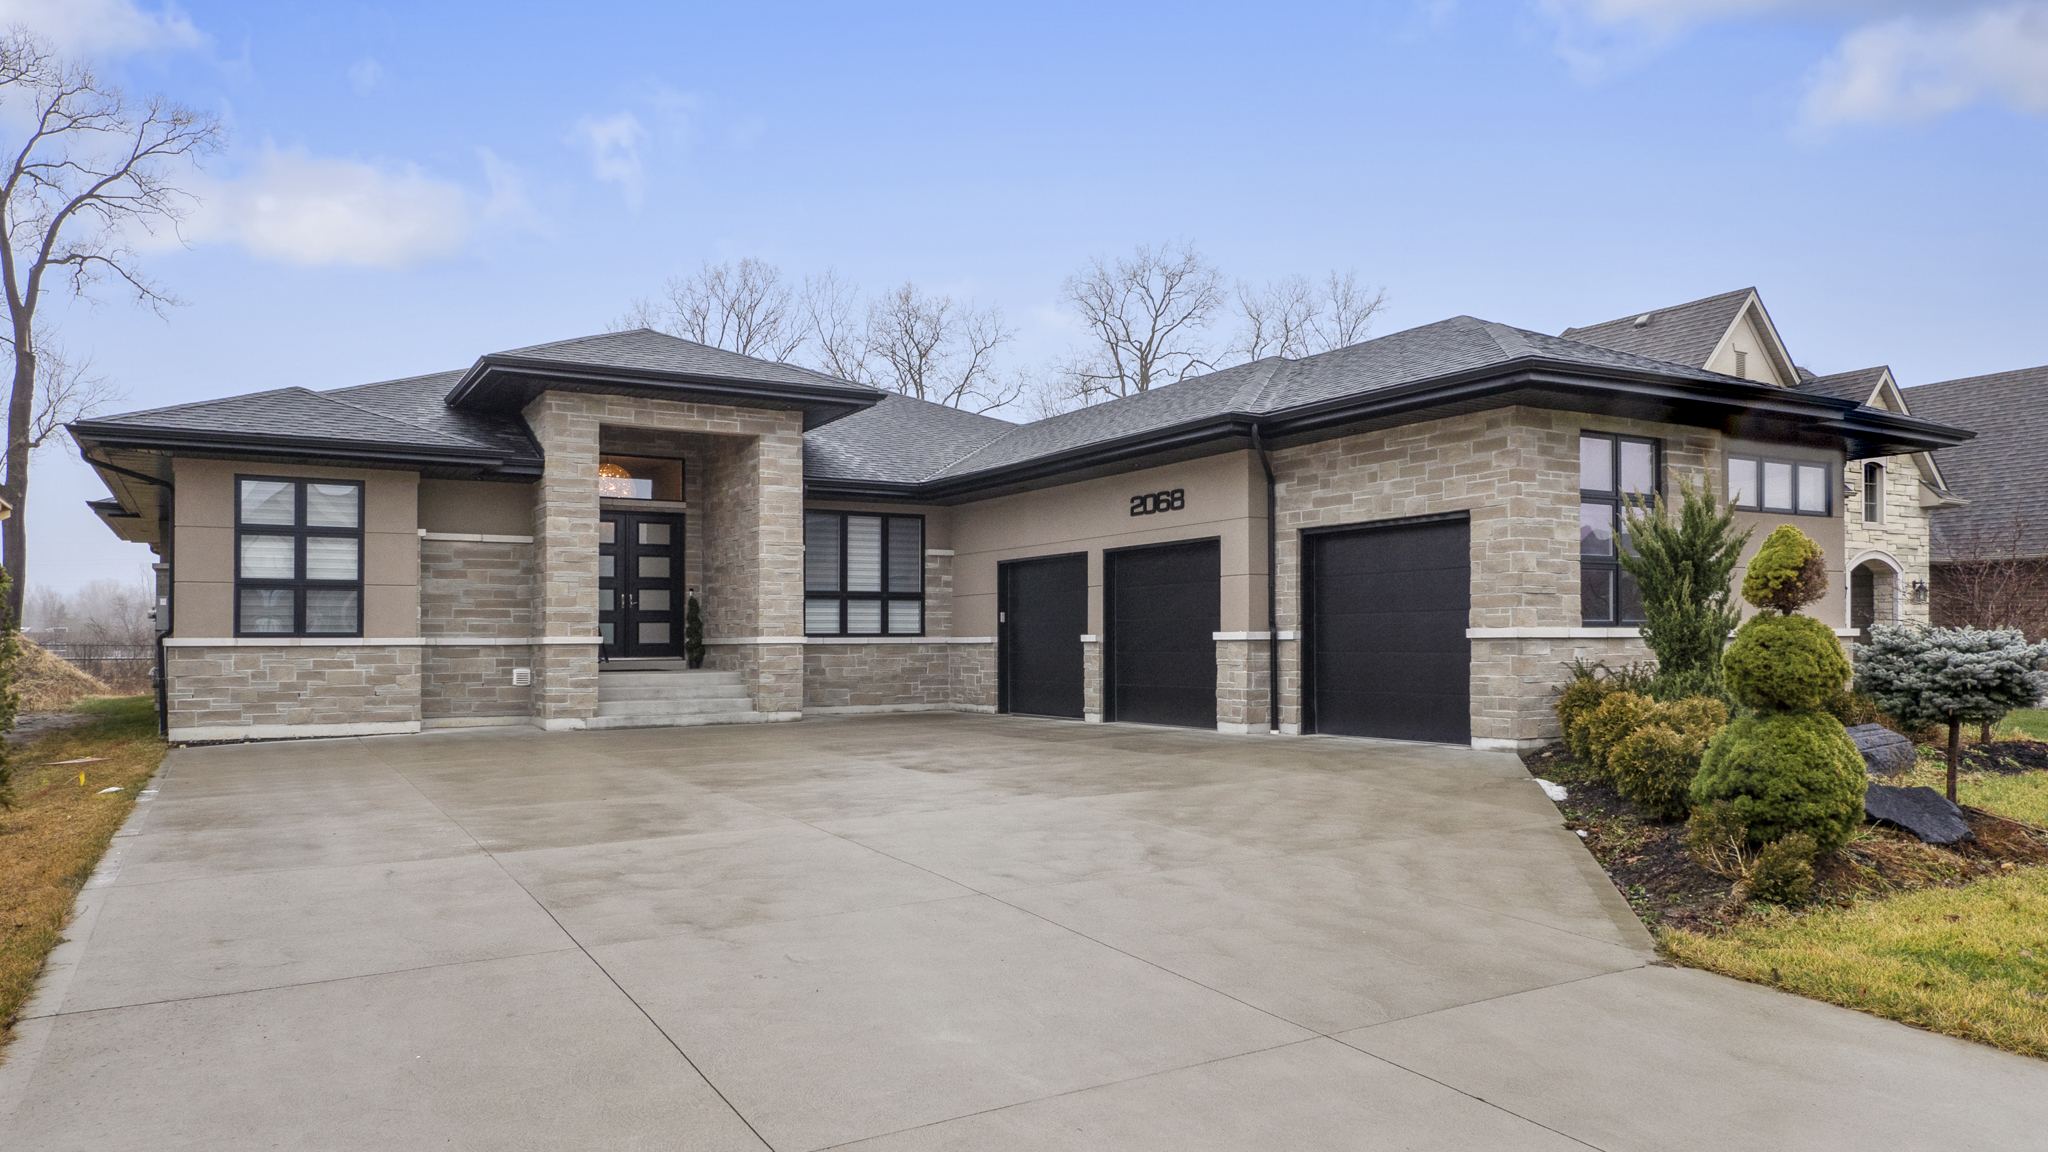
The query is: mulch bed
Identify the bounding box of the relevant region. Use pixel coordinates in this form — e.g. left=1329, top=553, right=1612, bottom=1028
left=1519, top=742, right=2048, bottom=935
left=1961, top=741, right=2048, bottom=776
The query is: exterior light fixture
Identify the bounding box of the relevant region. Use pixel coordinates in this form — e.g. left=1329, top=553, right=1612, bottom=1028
left=1910, top=580, right=1929, bottom=603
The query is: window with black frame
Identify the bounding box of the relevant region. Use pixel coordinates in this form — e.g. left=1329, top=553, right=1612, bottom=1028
left=803, top=512, right=924, bottom=635
left=235, top=476, right=364, bottom=636
left=1580, top=433, right=1658, bottom=626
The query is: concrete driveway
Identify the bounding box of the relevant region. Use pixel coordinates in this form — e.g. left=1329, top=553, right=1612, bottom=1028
left=4, top=714, right=2044, bottom=1150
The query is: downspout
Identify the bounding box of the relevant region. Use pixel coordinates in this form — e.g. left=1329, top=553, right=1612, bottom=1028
left=1251, top=425, right=1279, bottom=733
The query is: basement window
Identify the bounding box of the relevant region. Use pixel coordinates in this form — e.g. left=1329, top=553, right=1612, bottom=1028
left=804, top=512, right=924, bottom=636
left=235, top=476, right=364, bottom=636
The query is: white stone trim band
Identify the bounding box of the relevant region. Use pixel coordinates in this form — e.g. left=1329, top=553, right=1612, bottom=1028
left=163, top=636, right=597, bottom=648
left=168, top=720, right=422, bottom=742
left=924, top=548, right=956, bottom=556
left=417, top=531, right=535, bottom=543
left=1466, top=625, right=1862, bottom=640
left=706, top=636, right=995, bottom=646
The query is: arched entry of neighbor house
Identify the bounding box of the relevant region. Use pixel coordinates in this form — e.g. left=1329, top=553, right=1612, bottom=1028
left=1849, top=551, right=1905, bottom=638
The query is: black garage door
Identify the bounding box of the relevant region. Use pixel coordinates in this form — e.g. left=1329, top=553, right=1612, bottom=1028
left=1000, top=553, right=1088, bottom=718
left=1107, top=539, right=1221, bottom=729
left=1307, top=517, right=1470, bottom=743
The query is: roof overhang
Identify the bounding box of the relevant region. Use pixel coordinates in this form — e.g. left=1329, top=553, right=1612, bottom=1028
left=443, top=354, right=884, bottom=431
left=804, top=357, right=1975, bottom=504
left=67, top=421, right=538, bottom=480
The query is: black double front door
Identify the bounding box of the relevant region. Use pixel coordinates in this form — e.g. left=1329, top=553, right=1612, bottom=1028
left=599, top=512, right=685, bottom=658
left=999, top=553, right=1088, bottom=718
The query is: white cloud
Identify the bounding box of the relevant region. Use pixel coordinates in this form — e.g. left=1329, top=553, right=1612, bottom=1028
left=347, top=57, right=383, bottom=94
left=569, top=112, right=649, bottom=205
left=475, top=146, right=551, bottom=237
left=188, top=148, right=474, bottom=269
left=1803, top=5, right=2048, bottom=124
left=0, top=0, right=205, bottom=57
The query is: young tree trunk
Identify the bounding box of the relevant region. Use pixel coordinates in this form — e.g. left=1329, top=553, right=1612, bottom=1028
left=1981, top=720, right=1994, bottom=745
left=3, top=338, right=33, bottom=625
left=1946, top=718, right=1962, bottom=804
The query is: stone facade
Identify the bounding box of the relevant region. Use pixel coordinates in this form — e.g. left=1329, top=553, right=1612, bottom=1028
left=801, top=642, right=996, bottom=713
left=165, top=645, right=422, bottom=740
left=1214, top=638, right=1271, bottom=734
left=418, top=536, right=539, bottom=721
left=1844, top=454, right=1934, bottom=627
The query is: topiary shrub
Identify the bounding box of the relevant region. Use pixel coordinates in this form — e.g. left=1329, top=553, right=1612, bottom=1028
left=1578, top=690, right=1658, bottom=778
left=1690, top=711, right=1867, bottom=854
left=1608, top=696, right=1728, bottom=818
left=1722, top=612, right=1851, bottom=713
left=1742, top=524, right=1828, bottom=615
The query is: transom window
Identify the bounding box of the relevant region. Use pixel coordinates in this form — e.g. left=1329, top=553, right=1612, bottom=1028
left=804, top=512, right=924, bottom=636
left=1580, top=433, right=1658, bottom=627
left=1863, top=462, right=1884, bottom=524
left=1726, top=454, right=1832, bottom=516
left=235, top=477, right=364, bottom=636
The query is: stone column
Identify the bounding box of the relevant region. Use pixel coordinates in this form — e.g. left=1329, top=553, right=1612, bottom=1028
left=1082, top=638, right=1103, bottom=722
left=1214, top=638, right=1271, bottom=734
left=522, top=393, right=601, bottom=729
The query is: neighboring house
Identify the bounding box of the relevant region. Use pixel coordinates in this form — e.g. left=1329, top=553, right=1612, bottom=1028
left=72, top=308, right=1965, bottom=751
left=1902, top=365, right=2048, bottom=635
left=1564, top=288, right=1963, bottom=636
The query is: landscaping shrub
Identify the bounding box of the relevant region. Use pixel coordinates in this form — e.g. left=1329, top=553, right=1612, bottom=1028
left=1741, top=524, right=1828, bottom=615
left=1691, top=711, right=1868, bottom=854
left=1553, top=660, right=1652, bottom=764
left=1744, top=832, right=1817, bottom=906
left=1855, top=623, right=2048, bottom=802
left=1619, top=477, right=1751, bottom=695
left=1608, top=696, right=1728, bottom=819
left=1579, top=690, right=1657, bottom=777
left=1722, top=612, right=1851, bottom=713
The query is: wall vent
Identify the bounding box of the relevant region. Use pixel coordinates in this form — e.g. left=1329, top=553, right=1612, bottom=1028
left=512, top=667, right=532, bottom=687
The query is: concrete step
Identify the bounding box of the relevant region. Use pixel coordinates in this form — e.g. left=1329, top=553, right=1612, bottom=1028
left=596, top=696, right=765, bottom=717
left=598, top=683, right=752, bottom=703
left=597, top=671, right=743, bottom=688
left=584, top=710, right=774, bottom=730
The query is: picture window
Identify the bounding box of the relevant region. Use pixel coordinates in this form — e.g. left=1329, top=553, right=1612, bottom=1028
left=234, top=477, right=364, bottom=636
left=1726, top=454, right=1833, bottom=517
left=803, top=512, right=924, bottom=636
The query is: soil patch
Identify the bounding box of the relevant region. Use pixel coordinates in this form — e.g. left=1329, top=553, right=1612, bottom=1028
left=1519, top=742, right=2048, bottom=935
left=1961, top=740, right=2048, bottom=776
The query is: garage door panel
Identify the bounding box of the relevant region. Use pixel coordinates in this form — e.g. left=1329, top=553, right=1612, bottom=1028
left=1002, top=554, right=1087, bottom=719
left=1309, top=519, right=1471, bottom=744
left=1108, top=541, right=1220, bottom=729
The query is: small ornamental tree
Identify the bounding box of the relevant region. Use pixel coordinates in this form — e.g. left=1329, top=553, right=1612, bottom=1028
left=1618, top=477, right=1751, bottom=699
left=684, top=594, right=706, bottom=669
left=1854, top=624, right=2048, bottom=802
left=1690, top=525, right=1866, bottom=857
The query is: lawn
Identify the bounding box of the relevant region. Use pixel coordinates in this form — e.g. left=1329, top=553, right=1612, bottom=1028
left=1663, top=870, right=2048, bottom=1058
left=1997, top=709, right=2048, bottom=743
left=0, top=697, right=167, bottom=1061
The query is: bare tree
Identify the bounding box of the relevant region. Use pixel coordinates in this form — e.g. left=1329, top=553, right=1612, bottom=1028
left=1231, top=271, right=1387, bottom=361
left=1059, top=240, right=1225, bottom=404
left=1931, top=512, right=2048, bottom=640
left=799, top=269, right=876, bottom=386
left=617, top=257, right=805, bottom=361
left=863, top=282, right=1020, bottom=413
left=0, top=328, right=121, bottom=476
left=0, top=32, right=224, bottom=618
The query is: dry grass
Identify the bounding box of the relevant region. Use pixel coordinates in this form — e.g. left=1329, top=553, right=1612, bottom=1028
left=1664, top=869, right=2048, bottom=1058
left=11, top=639, right=112, bottom=712
left=0, top=697, right=165, bottom=1061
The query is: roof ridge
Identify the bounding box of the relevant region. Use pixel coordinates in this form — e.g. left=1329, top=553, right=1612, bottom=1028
left=1477, top=319, right=1538, bottom=360
left=311, top=387, right=480, bottom=447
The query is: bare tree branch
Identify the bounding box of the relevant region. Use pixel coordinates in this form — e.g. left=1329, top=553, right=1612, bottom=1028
left=1059, top=240, right=1224, bottom=404
left=799, top=269, right=875, bottom=386
left=0, top=30, right=226, bottom=617
left=1229, top=270, right=1386, bottom=361
left=618, top=257, right=806, bottom=361
left=1932, top=512, right=2048, bottom=640
left=0, top=327, right=119, bottom=474
left=863, top=282, right=1018, bottom=414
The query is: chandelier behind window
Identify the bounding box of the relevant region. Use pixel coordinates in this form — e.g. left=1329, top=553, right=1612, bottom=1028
left=598, top=461, right=643, bottom=499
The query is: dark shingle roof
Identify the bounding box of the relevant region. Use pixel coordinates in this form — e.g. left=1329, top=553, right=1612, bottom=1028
left=496, top=329, right=872, bottom=393
left=1907, top=366, right=2048, bottom=558
left=83, top=386, right=486, bottom=450
left=803, top=394, right=1016, bottom=484
left=1797, top=366, right=1889, bottom=405
left=1560, top=288, right=1753, bottom=368
left=325, top=370, right=541, bottom=462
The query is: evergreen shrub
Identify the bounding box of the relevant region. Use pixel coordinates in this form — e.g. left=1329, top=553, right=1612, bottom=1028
left=1691, top=711, right=1868, bottom=854
left=1607, top=696, right=1728, bottom=818
left=1741, top=525, right=1828, bottom=614
left=1722, top=613, right=1852, bottom=713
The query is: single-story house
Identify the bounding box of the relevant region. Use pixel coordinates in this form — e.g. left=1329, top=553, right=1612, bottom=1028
left=1904, top=364, right=2048, bottom=636
left=71, top=294, right=1970, bottom=749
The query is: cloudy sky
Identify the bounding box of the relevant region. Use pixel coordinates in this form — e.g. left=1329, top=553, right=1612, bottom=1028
left=15, top=0, right=2048, bottom=592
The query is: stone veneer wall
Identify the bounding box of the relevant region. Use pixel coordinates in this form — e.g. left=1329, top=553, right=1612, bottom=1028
left=796, top=552, right=995, bottom=715
left=525, top=391, right=805, bottom=725
left=1270, top=406, right=1717, bottom=748
left=1845, top=453, right=1933, bottom=627
left=419, top=536, right=538, bottom=721
left=165, top=645, right=422, bottom=740
left=1214, top=639, right=1271, bottom=734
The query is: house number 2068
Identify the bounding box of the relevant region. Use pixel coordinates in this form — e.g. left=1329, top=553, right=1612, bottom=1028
left=1129, top=489, right=1186, bottom=516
